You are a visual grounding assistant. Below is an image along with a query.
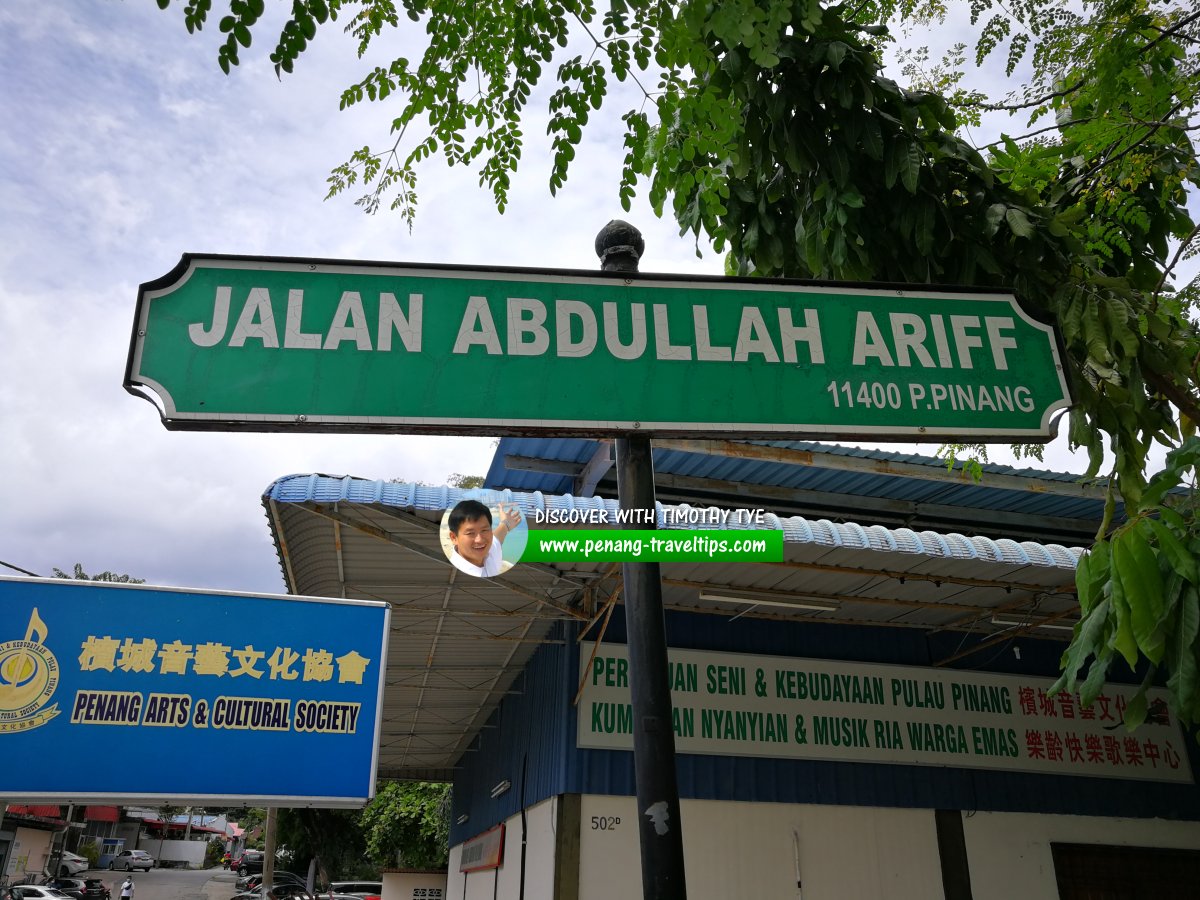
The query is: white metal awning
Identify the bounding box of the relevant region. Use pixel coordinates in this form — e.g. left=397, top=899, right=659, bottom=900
left=263, top=475, right=1082, bottom=781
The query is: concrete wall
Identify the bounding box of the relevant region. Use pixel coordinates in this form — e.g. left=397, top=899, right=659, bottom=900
left=381, top=871, right=448, bottom=900
left=449, top=794, right=1200, bottom=900
left=577, top=797, right=944, bottom=900
left=8, top=827, right=54, bottom=880
left=145, top=839, right=206, bottom=868
left=961, top=810, right=1200, bottom=900
left=449, top=796, right=945, bottom=900
left=447, top=799, right=558, bottom=900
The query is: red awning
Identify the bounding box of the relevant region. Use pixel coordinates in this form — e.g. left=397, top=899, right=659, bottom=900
left=6, top=805, right=62, bottom=817
left=85, top=806, right=120, bottom=822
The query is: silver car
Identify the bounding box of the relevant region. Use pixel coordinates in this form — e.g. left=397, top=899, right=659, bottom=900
left=109, top=850, right=154, bottom=872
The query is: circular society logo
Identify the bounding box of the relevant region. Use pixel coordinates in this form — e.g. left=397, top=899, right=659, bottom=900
left=0, top=608, right=61, bottom=733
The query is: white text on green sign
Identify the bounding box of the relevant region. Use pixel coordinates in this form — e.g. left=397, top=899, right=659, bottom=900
left=128, top=256, right=1072, bottom=439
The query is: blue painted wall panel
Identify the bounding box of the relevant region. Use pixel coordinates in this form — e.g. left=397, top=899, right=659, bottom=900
left=451, top=610, right=1200, bottom=845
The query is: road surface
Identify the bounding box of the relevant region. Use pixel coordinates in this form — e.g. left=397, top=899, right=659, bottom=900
left=87, top=868, right=235, bottom=900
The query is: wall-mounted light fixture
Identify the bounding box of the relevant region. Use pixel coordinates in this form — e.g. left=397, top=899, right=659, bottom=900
left=700, top=592, right=839, bottom=613
left=456, top=814, right=469, bottom=825
left=490, top=779, right=511, bottom=799
left=991, top=615, right=1076, bottom=632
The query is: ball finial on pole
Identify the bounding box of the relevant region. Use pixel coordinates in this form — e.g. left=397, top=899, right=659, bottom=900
left=595, top=220, right=644, bottom=273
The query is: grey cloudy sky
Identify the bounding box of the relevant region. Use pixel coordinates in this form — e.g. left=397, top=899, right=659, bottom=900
left=0, top=2, right=1129, bottom=596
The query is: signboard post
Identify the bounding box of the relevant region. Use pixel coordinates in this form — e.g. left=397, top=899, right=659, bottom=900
left=598, top=222, right=688, bottom=900
left=0, top=576, right=389, bottom=806
left=126, top=253, right=1071, bottom=441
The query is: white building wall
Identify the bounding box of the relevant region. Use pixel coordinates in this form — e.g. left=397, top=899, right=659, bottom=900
left=381, top=870, right=448, bottom=900
left=450, top=796, right=1200, bottom=900
left=144, top=838, right=206, bottom=868
left=579, top=796, right=943, bottom=900
left=496, top=799, right=557, bottom=900
left=450, top=796, right=944, bottom=900
left=961, top=810, right=1200, bottom=900
left=447, top=799, right=559, bottom=900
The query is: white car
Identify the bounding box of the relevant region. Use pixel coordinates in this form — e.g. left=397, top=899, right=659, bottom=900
left=108, top=850, right=154, bottom=872
left=58, top=852, right=89, bottom=876
left=6, top=888, right=74, bottom=900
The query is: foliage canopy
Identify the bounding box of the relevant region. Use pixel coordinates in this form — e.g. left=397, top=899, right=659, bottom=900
left=154, top=0, right=1200, bottom=731
left=279, top=783, right=449, bottom=881
left=52, top=563, right=145, bottom=583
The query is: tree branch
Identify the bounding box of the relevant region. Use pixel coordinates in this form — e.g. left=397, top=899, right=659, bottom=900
left=977, top=117, right=1095, bottom=150
left=1144, top=367, right=1200, bottom=427
left=1154, top=221, right=1200, bottom=299
left=963, top=78, right=1083, bottom=112
left=1140, top=10, right=1200, bottom=54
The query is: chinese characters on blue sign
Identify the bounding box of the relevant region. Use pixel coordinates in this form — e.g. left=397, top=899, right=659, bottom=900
left=0, top=576, right=389, bottom=806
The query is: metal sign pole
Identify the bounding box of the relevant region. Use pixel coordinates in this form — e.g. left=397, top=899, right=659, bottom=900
left=598, top=221, right=687, bottom=900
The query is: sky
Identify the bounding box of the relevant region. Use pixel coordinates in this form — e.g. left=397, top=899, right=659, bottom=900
left=0, top=1, right=1165, bottom=596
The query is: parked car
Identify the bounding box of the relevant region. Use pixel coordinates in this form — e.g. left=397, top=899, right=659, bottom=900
left=42, top=880, right=84, bottom=900
left=57, top=853, right=89, bottom=877
left=263, top=887, right=314, bottom=900
left=235, top=850, right=264, bottom=877
left=237, top=873, right=306, bottom=892
left=108, top=850, right=154, bottom=872
left=5, top=887, right=75, bottom=900
left=232, top=885, right=313, bottom=900
left=81, top=881, right=109, bottom=900
left=329, top=884, right=381, bottom=899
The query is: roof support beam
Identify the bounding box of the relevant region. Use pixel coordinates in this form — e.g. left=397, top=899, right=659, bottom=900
left=504, top=455, right=582, bottom=476
left=760, top=560, right=1077, bottom=595
left=574, top=441, right=614, bottom=496
left=934, top=606, right=1077, bottom=665
left=662, top=578, right=994, bottom=615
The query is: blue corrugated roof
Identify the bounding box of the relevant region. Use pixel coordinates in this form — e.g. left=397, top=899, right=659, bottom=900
left=264, top=474, right=1082, bottom=570
left=483, top=438, right=1118, bottom=540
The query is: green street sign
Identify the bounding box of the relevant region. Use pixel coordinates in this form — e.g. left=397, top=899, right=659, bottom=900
left=125, top=254, right=1072, bottom=440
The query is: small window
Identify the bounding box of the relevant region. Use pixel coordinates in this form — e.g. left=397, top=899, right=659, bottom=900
left=1052, top=843, right=1200, bottom=899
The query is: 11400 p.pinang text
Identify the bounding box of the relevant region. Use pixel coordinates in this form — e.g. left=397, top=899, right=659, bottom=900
left=188, top=287, right=1029, bottom=373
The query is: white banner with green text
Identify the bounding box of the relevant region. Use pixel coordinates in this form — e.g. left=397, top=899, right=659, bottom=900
left=576, top=645, right=1192, bottom=783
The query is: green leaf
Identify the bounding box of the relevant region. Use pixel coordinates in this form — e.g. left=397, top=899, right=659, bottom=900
left=1005, top=207, right=1034, bottom=238
left=1119, top=523, right=1166, bottom=629
left=1080, top=649, right=1113, bottom=708
left=1075, top=540, right=1110, bottom=616
left=1166, top=586, right=1200, bottom=717
left=1144, top=517, right=1198, bottom=585
left=984, top=203, right=1006, bottom=236
left=1108, top=547, right=1140, bottom=670
left=826, top=41, right=848, bottom=71
left=1059, top=597, right=1110, bottom=687
left=899, top=144, right=920, bottom=193
left=1124, top=681, right=1150, bottom=730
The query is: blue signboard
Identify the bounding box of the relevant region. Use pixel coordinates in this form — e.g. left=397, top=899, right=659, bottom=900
left=0, top=576, right=389, bottom=806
